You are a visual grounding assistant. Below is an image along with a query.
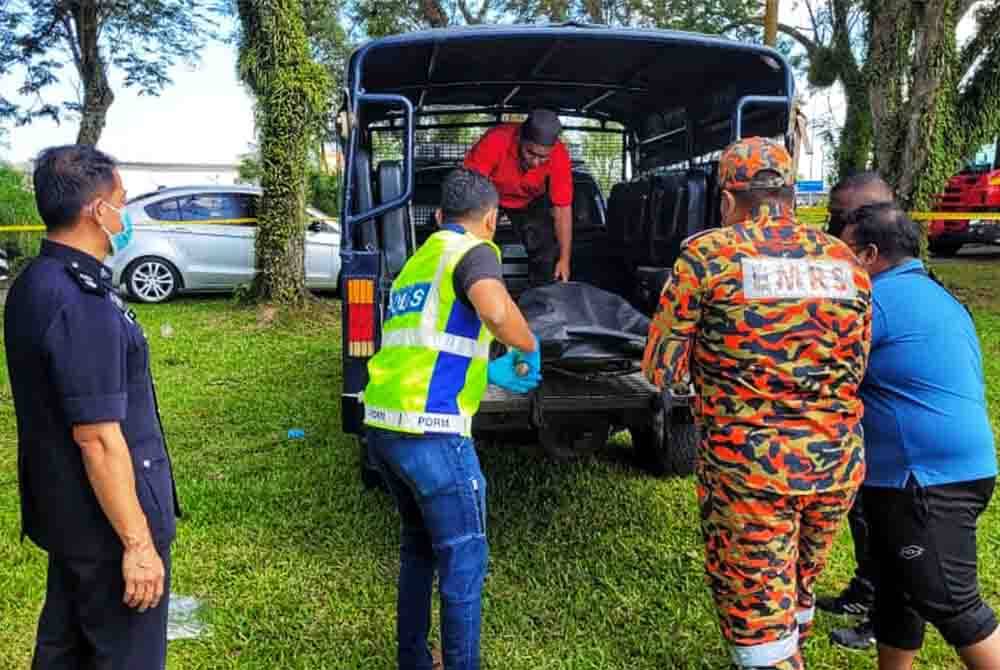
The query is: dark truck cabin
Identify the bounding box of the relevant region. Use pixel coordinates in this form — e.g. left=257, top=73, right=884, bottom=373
left=339, top=24, right=793, bottom=474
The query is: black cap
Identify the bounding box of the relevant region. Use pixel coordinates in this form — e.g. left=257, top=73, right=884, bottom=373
left=521, top=109, right=562, bottom=146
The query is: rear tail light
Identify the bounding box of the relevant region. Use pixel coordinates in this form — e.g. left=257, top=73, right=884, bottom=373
left=347, top=278, right=376, bottom=357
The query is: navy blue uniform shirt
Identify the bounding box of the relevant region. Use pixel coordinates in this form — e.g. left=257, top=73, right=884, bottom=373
left=4, top=240, right=179, bottom=559
left=861, top=259, right=997, bottom=488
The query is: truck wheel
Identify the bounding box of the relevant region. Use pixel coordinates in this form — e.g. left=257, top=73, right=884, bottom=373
left=358, top=438, right=384, bottom=490
left=631, top=408, right=697, bottom=477
left=539, top=421, right=610, bottom=462
left=929, top=241, right=962, bottom=257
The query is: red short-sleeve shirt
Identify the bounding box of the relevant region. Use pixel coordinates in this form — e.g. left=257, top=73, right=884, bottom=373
left=463, top=123, right=573, bottom=209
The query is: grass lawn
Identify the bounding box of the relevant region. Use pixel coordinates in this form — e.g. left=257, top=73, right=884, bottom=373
left=2, top=260, right=999, bottom=669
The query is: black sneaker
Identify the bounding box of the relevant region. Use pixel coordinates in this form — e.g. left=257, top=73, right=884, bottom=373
left=816, top=582, right=873, bottom=616
left=830, top=619, right=876, bottom=651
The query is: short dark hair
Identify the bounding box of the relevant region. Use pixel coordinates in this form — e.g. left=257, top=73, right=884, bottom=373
left=33, top=145, right=118, bottom=232
left=520, top=109, right=562, bottom=146
left=848, top=202, right=920, bottom=262
left=733, top=183, right=796, bottom=211
left=440, top=168, right=499, bottom=222
left=831, top=171, right=893, bottom=200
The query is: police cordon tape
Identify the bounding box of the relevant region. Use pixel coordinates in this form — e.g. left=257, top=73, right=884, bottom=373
left=0, top=216, right=339, bottom=233
left=2, top=211, right=1000, bottom=233
left=797, top=208, right=1000, bottom=222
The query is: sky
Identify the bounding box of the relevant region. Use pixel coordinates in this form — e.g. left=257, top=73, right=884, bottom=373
left=0, top=5, right=983, bottom=181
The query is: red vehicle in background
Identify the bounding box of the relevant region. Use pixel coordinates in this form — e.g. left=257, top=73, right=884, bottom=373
left=930, top=138, right=1000, bottom=256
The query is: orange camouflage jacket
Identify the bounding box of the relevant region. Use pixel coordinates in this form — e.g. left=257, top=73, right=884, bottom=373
left=642, top=208, right=873, bottom=495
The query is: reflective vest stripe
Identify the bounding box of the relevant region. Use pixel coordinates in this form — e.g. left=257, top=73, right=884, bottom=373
left=364, top=404, right=473, bottom=435
left=381, top=328, right=491, bottom=359
left=729, top=630, right=798, bottom=667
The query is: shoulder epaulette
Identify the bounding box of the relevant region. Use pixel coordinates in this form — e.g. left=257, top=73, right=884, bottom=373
left=65, top=263, right=107, bottom=295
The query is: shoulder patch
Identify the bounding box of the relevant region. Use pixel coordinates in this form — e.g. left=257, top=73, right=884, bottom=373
left=65, top=265, right=106, bottom=295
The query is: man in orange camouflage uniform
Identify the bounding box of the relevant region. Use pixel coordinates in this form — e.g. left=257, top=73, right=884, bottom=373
left=642, top=137, right=872, bottom=670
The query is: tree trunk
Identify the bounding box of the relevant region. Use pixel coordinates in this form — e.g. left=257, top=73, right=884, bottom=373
left=237, top=0, right=331, bottom=305
left=419, top=0, right=449, bottom=27
left=895, top=1, right=957, bottom=209
left=582, top=0, right=605, bottom=24
left=869, top=0, right=961, bottom=210
left=76, top=73, right=114, bottom=146
left=70, top=1, right=114, bottom=146
left=764, top=0, right=779, bottom=46
left=256, top=115, right=309, bottom=304
left=835, top=70, right=873, bottom=180
left=868, top=0, right=913, bottom=197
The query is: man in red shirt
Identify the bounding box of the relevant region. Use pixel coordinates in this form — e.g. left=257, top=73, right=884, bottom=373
left=464, top=109, right=574, bottom=284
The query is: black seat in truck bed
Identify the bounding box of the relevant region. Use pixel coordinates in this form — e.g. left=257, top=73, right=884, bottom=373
left=607, top=168, right=714, bottom=313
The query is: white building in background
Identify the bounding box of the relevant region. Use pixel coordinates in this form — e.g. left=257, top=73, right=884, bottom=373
left=18, top=160, right=243, bottom=196
left=115, top=161, right=242, bottom=195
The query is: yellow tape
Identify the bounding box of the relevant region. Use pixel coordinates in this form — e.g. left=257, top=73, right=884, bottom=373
left=798, top=207, right=1000, bottom=222
left=0, top=215, right=338, bottom=232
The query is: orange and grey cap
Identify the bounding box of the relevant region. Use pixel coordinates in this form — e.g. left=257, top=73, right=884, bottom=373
left=718, top=137, right=795, bottom=191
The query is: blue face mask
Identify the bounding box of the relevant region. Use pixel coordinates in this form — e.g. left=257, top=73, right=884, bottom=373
left=101, top=201, right=134, bottom=254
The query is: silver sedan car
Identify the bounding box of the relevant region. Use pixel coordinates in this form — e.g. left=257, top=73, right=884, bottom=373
left=109, top=185, right=341, bottom=303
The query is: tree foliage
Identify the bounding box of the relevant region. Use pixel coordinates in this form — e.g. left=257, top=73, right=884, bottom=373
left=351, top=0, right=758, bottom=35
left=0, top=162, right=43, bottom=263
left=237, top=0, right=332, bottom=304
left=0, top=0, right=218, bottom=145
left=760, top=0, right=1000, bottom=210
left=869, top=0, right=1000, bottom=210
left=237, top=146, right=342, bottom=216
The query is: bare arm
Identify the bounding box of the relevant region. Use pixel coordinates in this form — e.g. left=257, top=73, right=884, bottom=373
left=74, top=422, right=165, bottom=611
left=552, top=205, right=572, bottom=281
left=467, top=278, right=537, bottom=352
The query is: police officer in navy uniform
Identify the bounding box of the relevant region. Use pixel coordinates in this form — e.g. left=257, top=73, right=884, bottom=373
left=4, top=145, right=180, bottom=669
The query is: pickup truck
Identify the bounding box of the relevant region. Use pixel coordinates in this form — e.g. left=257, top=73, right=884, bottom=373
left=336, top=23, right=796, bottom=484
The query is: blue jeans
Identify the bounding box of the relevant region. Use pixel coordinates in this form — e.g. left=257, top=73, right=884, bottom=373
left=367, top=428, right=489, bottom=670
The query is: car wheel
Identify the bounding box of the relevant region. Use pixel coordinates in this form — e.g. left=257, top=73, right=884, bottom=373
left=929, top=241, right=962, bottom=257
left=630, top=400, right=698, bottom=477
left=538, top=420, right=610, bottom=462
left=125, top=256, right=182, bottom=303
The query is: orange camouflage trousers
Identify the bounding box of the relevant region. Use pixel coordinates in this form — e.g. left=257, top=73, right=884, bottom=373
left=697, top=468, right=858, bottom=669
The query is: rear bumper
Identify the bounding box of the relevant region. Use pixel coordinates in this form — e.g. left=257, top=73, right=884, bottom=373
left=343, top=370, right=685, bottom=437
left=475, top=369, right=688, bottom=433
left=930, top=221, right=1000, bottom=246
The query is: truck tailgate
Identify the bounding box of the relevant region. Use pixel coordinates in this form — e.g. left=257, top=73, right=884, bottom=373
left=479, top=370, right=657, bottom=414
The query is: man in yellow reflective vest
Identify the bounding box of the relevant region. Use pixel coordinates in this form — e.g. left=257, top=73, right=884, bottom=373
left=364, top=168, right=541, bottom=670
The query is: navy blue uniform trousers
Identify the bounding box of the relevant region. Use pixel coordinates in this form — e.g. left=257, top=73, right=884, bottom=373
left=32, top=544, right=171, bottom=670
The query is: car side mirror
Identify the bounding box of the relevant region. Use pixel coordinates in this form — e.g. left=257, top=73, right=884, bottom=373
left=308, top=221, right=325, bottom=233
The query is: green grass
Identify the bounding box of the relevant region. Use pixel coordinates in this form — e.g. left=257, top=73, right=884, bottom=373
left=1, top=262, right=999, bottom=669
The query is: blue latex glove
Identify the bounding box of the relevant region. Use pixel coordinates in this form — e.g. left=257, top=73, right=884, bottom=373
left=512, top=334, right=542, bottom=376
left=488, top=351, right=541, bottom=393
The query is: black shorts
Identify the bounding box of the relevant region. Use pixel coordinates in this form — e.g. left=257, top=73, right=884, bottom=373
left=864, top=477, right=998, bottom=650
left=502, top=197, right=558, bottom=285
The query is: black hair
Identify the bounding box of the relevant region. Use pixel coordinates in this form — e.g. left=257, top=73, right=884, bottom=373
left=32, top=145, right=118, bottom=232
left=827, top=172, right=894, bottom=236
left=733, top=173, right=796, bottom=212
left=848, top=202, right=920, bottom=262
left=440, top=168, right=499, bottom=222
left=520, top=109, right=562, bottom=146
left=830, top=171, right=892, bottom=198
